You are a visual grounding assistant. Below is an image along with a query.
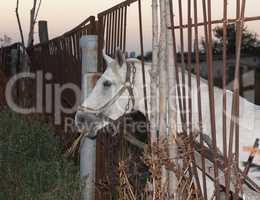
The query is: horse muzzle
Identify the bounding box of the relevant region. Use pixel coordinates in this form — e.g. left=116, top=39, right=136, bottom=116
left=75, top=111, right=106, bottom=139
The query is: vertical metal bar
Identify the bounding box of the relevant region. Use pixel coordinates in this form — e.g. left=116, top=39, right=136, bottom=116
left=188, top=0, right=203, bottom=198
left=226, top=1, right=241, bottom=198
left=114, top=9, right=119, bottom=51
left=221, top=0, right=229, bottom=199
left=107, top=13, right=112, bottom=55
left=228, top=1, right=246, bottom=199
left=111, top=11, right=115, bottom=57
left=69, top=37, right=73, bottom=56
left=123, top=6, right=127, bottom=52
left=75, top=33, right=80, bottom=60
left=71, top=35, right=75, bottom=57
left=236, top=0, right=241, bottom=21
left=169, top=0, right=185, bottom=130
left=203, top=0, right=220, bottom=199
left=187, top=0, right=192, bottom=139
left=101, top=15, right=106, bottom=52
left=170, top=0, right=202, bottom=196
left=106, top=13, right=110, bottom=54
left=114, top=10, right=118, bottom=55
left=187, top=0, right=203, bottom=198
left=235, top=2, right=241, bottom=197
left=178, top=0, right=187, bottom=126
left=194, top=0, right=208, bottom=198
left=138, top=0, right=149, bottom=125
left=103, top=14, right=106, bottom=30
left=117, top=8, right=121, bottom=48
left=120, top=7, right=124, bottom=50
left=73, top=34, right=77, bottom=59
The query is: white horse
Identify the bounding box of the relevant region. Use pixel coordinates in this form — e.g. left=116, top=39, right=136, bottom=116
left=75, top=49, right=260, bottom=191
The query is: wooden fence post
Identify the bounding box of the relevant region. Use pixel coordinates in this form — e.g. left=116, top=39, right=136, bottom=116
left=79, top=35, right=98, bottom=200
left=10, top=48, right=18, bottom=101
left=38, top=21, right=49, bottom=43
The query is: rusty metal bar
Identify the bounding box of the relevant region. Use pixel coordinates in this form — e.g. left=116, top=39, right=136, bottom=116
left=193, top=0, right=208, bottom=199
left=106, top=13, right=110, bottom=54
left=235, top=10, right=242, bottom=195
left=169, top=16, right=260, bottom=30
left=178, top=0, right=187, bottom=126
left=110, top=11, right=114, bottom=56
left=68, top=37, right=72, bottom=56
left=233, top=0, right=242, bottom=198
left=221, top=1, right=229, bottom=200
left=230, top=1, right=246, bottom=199
left=235, top=0, right=241, bottom=182
left=98, top=1, right=131, bottom=60
left=108, top=12, right=112, bottom=55
left=203, top=0, right=221, bottom=199
left=114, top=9, right=119, bottom=51
left=117, top=8, right=121, bottom=47
left=73, top=34, right=78, bottom=60
left=187, top=0, right=204, bottom=198
left=111, top=11, right=116, bottom=57
left=103, top=14, right=106, bottom=30
left=97, top=14, right=105, bottom=71
left=138, top=0, right=149, bottom=123
left=120, top=7, right=124, bottom=50
left=123, top=6, right=127, bottom=52
left=170, top=0, right=205, bottom=197
left=187, top=0, right=192, bottom=139
left=226, top=0, right=246, bottom=198
left=98, top=0, right=137, bottom=16
left=113, top=10, right=117, bottom=54
left=113, top=10, right=118, bottom=55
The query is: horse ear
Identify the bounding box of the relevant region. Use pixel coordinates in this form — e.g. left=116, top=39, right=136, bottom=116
left=103, top=49, right=115, bottom=66
left=115, top=48, right=125, bottom=67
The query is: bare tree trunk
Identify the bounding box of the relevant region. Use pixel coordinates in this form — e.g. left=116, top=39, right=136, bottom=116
left=158, top=0, right=169, bottom=197
left=16, top=0, right=25, bottom=48
left=150, top=0, right=159, bottom=199
left=150, top=0, right=159, bottom=145
left=16, top=0, right=28, bottom=106
left=28, top=0, right=42, bottom=47
left=16, top=0, right=42, bottom=106
left=165, top=0, right=178, bottom=198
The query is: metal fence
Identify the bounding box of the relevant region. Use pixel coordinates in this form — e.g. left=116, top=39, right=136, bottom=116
left=0, top=43, right=22, bottom=76
left=168, top=0, right=260, bottom=199
left=28, top=16, right=96, bottom=143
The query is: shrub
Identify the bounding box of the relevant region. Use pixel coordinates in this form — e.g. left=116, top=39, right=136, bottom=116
left=0, top=70, right=7, bottom=107
left=0, top=109, right=80, bottom=200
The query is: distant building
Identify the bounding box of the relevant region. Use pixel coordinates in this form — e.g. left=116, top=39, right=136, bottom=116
left=130, top=51, right=136, bottom=58
left=189, top=55, right=260, bottom=105
left=125, top=51, right=129, bottom=59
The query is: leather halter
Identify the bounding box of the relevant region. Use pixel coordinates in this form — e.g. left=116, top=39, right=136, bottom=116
left=77, top=61, right=135, bottom=122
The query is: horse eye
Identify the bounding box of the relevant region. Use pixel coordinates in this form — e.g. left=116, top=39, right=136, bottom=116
left=103, top=80, right=112, bottom=87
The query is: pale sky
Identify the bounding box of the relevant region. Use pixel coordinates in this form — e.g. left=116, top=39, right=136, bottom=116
left=0, top=0, right=259, bottom=53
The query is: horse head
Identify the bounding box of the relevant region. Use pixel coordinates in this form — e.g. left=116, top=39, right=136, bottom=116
left=75, top=48, right=148, bottom=138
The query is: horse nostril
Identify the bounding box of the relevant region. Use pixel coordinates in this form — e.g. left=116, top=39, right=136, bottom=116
left=75, top=112, right=86, bottom=126
left=78, top=115, right=85, bottom=123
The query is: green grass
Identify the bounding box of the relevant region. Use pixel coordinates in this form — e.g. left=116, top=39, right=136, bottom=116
left=0, top=109, right=80, bottom=200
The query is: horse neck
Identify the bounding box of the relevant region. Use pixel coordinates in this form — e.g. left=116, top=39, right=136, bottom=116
left=133, top=63, right=151, bottom=116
